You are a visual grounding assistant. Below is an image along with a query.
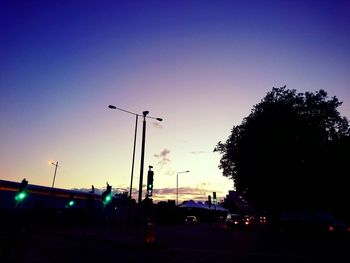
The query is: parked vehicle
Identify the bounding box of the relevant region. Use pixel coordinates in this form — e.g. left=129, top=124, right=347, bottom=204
left=259, top=215, right=268, bottom=225
left=226, top=213, right=242, bottom=229
left=185, top=215, right=198, bottom=224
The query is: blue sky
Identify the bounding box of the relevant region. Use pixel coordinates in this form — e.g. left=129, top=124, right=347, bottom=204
left=1, top=0, right=349, bottom=202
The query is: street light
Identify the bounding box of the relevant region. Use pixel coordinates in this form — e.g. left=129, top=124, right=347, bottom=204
left=49, top=161, right=59, bottom=188
left=177, top=170, right=190, bottom=206
left=108, top=105, right=162, bottom=199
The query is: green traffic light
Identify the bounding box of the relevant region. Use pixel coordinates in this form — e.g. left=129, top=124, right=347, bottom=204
left=105, top=195, right=111, bottom=202
left=15, top=191, right=27, bottom=201
left=103, top=194, right=112, bottom=206
left=68, top=200, right=74, bottom=207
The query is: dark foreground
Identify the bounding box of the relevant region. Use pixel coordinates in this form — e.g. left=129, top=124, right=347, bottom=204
left=2, top=223, right=350, bottom=263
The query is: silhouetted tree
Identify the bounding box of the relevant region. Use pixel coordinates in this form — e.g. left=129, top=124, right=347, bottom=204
left=215, top=86, right=350, bottom=214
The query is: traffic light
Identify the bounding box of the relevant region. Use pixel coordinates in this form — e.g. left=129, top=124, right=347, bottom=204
left=146, top=166, right=154, bottom=197
left=213, top=192, right=217, bottom=205
left=15, top=179, right=28, bottom=204
left=208, top=195, right=212, bottom=208
left=66, top=195, right=75, bottom=208
left=102, top=183, right=112, bottom=206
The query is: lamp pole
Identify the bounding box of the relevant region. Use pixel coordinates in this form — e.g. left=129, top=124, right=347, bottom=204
left=138, top=111, right=149, bottom=205
left=130, top=114, right=138, bottom=198
left=177, top=170, right=190, bottom=206
left=50, top=161, right=59, bottom=189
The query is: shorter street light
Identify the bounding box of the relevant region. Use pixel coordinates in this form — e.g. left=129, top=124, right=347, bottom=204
left=177, top=170, right=190, bottom=206
left=49, top=161, right=59, bottom=189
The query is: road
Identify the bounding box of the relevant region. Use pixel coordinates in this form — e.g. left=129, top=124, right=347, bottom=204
left=2, top=223, right=349, bottom=262
left=156, top=224, right=350, bottom=262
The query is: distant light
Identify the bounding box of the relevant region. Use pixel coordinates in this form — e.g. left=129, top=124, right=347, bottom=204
left=104, top=194, right=112, bottom=205
left=15, top=192, right=27, bottom=201
left=328, top=226, right=335, bottom=232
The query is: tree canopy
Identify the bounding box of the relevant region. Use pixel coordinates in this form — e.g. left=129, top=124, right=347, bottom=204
left=215, top=86, right=350, bottom=214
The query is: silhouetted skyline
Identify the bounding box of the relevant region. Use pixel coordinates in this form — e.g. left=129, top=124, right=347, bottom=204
left=1, top=0, right=349, bottom=202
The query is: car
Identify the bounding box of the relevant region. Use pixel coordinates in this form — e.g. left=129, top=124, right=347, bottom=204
left=242, top=215, right=253, bottom=226
left=185, top=215, right=198, bottom=224
left=226, top=213, right=242, bottom=229
left=258, top=215, right=268, bottom=225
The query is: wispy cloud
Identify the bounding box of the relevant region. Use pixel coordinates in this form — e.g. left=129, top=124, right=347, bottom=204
left=154, top=148, right=170, bottom=159
left=189, top=151, right=207, bottom=155
left=151, top=186, right=225, bottom=203
left=154, top=148, right=173, bottom=175
left=72, top=186, right=226, bottom=204
left=151, top=122, right=163, bottom=129
left=197, top=182, right=208, bottom=189
left=164, top=168, right=175, bottom=176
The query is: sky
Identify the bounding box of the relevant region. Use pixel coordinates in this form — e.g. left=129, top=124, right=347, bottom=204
left=1, top=0, right=349, bottom=203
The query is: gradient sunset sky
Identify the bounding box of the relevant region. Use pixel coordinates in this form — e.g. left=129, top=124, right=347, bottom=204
left=1, top=0, right=349, bottom=203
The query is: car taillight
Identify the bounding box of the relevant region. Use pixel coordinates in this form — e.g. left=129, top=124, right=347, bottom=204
left=328, top=226, right=335, bottom=232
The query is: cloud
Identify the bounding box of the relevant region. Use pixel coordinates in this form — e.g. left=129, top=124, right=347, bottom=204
left=189, top=151, right=207, bottom=155
left=164, top=168, right=175, bottom=176
left=197, top=182, right=208, bottom=188
left=150, top=186, right=225, bottom=203
left=71, top=186, right=226, bottom=204
left=154, top=148, right=171, bottom=167
left=151, top=122, right=163, bottom=129
left=154, top=148, right=170, bottom=158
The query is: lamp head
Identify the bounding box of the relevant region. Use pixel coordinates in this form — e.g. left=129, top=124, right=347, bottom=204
left=108, top=105, right=116, bottom=109
left=143, top=111, right=149, bottom=116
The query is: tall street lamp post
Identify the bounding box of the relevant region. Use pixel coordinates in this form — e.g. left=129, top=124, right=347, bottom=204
left=49, top=161, right=59, bottom=189
left=138, top=111, right=149, bottom=204
left=177, top=170, right=190, bottom=206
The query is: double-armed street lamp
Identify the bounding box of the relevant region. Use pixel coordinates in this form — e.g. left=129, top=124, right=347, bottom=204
left=108, top=105, right=162, bottom=237
left=177, top=170, right=190, bottom=206
left=49, top=161, right=59, bottom=189
left=108, top=105, right=162, bottom=201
